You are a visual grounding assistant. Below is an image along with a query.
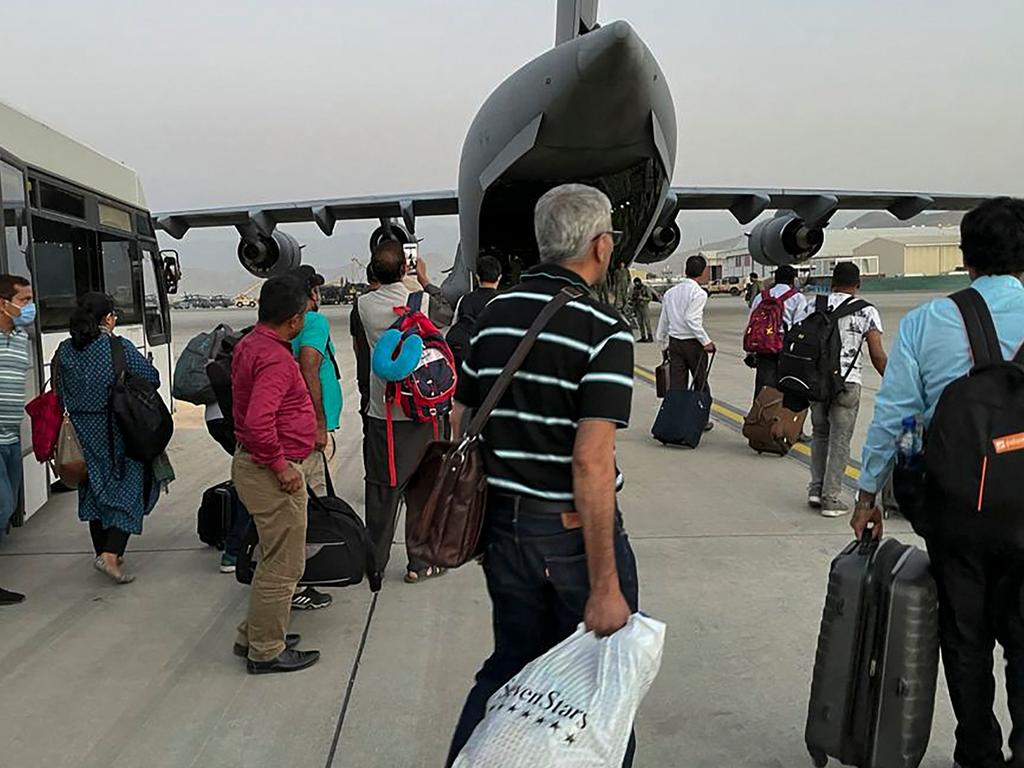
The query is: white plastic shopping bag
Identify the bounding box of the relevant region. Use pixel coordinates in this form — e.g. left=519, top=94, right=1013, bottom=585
left=453, top=613, right=666, bottom=767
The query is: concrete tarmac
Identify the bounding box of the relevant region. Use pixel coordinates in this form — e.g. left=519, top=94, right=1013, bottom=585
left=0, top=294, right=1011, bottom=767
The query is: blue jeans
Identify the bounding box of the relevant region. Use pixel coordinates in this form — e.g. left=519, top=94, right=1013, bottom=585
left=0, top=440, right=23, bottom=544
left=445, top=494, right=640, bottom=766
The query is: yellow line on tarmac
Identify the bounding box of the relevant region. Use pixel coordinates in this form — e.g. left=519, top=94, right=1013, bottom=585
left=633, top=365, right=860, bottom=481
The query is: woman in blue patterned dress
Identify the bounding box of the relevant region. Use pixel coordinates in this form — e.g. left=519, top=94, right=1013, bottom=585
left=56, top=293, right=161, bottom=584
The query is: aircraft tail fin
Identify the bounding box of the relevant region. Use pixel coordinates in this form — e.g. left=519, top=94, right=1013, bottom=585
left=555, top=0, right=599, bottom=46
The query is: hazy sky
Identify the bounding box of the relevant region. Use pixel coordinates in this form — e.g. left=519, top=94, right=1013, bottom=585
left=3, top=0, right=1022, bottom=274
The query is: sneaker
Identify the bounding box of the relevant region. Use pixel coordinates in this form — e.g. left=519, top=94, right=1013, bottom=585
left=821, top=506, right=848, bottom=518
left=291, top=586, right=333, bottom=611
left=0, top=587, right=25, bottom=605
left=808, top=494, right=822, bottom=509
left=220, top=554, right=237, bottom=574
left=246, top=648, right=320, bottom=675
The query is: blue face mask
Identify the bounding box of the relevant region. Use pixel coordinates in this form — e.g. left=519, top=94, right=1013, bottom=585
left=12, top=301, right=35, bottom=327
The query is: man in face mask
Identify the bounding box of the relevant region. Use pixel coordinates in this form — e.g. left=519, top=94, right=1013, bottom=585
left=0, top=274, right=33, bottom=605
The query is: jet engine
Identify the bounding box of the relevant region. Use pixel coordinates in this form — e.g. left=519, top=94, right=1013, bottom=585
left=636, top=220, right=681, bottom=263
left=237, top=231, right=302, bottom=278
left=748, top=213, right=824, bottom=267
left=368, top=221, right=413, bottom=254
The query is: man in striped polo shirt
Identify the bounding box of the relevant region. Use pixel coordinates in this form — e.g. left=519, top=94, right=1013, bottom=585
left=0, top=273, right=33, bottom=605
left=445, top=184, right=640, bottom=766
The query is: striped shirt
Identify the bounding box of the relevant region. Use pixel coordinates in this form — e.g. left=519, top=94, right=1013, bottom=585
left=0, top=328, right=30, bottom=445
left=455, top=264, right=634, bottom=502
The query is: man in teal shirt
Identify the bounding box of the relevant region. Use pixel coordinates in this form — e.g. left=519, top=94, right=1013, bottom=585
left=854, top=198, right=1024, bottom=768
left=290, top=266, right=342, bottom=495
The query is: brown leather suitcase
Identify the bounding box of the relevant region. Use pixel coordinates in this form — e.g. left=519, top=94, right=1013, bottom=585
left=743, top=386, right=807, bottom=455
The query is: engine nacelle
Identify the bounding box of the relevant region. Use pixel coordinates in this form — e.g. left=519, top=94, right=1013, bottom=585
left=634, top=221, right=682, bottom=264
left=748, top=214, right=824, bottom=267
left=237, top=231, right=302, bottom=278
left=368, top=221, right=413, bottom=254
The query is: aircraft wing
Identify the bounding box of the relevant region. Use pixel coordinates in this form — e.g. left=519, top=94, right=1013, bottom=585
left=669, top=186, right=985, bottom=225
left=153, top=190, right=459, bottom=239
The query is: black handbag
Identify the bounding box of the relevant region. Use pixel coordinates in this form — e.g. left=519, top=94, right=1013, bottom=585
left=109, top=336, right=173, bottom=463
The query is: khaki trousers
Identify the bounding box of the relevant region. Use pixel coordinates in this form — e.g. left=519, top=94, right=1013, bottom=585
left=232, top=450, right=317, bottom=662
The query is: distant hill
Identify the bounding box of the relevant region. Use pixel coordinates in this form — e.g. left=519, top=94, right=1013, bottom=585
left=843, top=211, right=964, bottom=229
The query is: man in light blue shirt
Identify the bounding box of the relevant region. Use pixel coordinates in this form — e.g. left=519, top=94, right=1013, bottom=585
left=853, top=198, right=1024, bottom=768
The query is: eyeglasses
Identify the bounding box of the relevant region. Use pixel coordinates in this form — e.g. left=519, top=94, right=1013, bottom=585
left=592, top=230, right=623, bottom=246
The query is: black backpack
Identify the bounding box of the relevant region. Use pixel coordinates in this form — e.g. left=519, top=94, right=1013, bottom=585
left=205, top=326, right=253, bottom=444
left=109, top=336, right=174, bottom=463
left=924, top=288, right=1024, bottom=546
left=778, top=294, right=870, bottom=403
left=236, top=467, right=382, bottom=592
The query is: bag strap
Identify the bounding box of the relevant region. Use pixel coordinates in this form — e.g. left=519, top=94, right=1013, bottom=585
left=109, top=334, right=128, bottom=381
left=951, top=288, right=1003, bottom=366
left=815, top=294, right=829, bottom=314
left=779, top=287, right=799, bottom=303
left=466, top=286, right=584, bottom=437
left=829, top=297, right=870, bottom=323
left=325, top=339, right=341, bottom=381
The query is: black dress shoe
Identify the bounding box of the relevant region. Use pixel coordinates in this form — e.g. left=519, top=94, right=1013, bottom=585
left=234, top=633, right=301, bottom=658
left=246, top=648, right=320, bottom=675
left=0, top=587, right=25, bottom=605
left=703, top=421, right=715, bottom=432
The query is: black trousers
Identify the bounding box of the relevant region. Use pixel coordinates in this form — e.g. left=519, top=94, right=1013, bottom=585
left=754, top=353, right=780, bottom=397
left=89, top=521, right=130, bottom=558
left=446, top=495, right=640, bottom=767
left=928, top=538, right=1024, bottom=768
left=668, top=337, right=710, bottom=395
left=362, top=416, right=436, bottom=573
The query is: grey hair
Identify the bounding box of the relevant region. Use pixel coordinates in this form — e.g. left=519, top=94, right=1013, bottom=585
left=534, top=184, right=613, bottom=264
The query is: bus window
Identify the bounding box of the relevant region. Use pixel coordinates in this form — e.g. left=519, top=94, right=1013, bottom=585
left=32, top=216, right=98, bottom=332
left=141, top=247, right=168, bottom=344
left=99, top=234, right=141, bottom=325
left=1, top=162, right=30, bottom=279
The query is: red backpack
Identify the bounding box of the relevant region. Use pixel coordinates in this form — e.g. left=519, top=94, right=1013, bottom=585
left=744, top=287, right=799, bottom=355
left=384, top=293, right=457, bottom=485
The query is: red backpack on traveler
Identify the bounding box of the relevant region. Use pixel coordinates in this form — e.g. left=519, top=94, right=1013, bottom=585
left=744, top=287, right=799, bottom=355
left=383, top=293, right=457, bottom=485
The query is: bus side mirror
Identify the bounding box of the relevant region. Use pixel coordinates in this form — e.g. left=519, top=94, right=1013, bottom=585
left=160, top=249, right=182, bottom=294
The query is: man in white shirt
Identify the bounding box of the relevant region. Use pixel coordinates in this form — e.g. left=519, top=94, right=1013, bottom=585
left=655, top=255, right=715, bottom=423
left=796, top=262, right=887, bottom=517
left=747, top=265, right=809, bottom=396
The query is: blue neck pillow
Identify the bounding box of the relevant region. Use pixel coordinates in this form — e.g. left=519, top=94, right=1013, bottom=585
left=372, top=328, right=423, bottom=382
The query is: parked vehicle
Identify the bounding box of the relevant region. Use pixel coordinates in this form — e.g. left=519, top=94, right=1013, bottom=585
left=707, top=276, right=747, bottom=297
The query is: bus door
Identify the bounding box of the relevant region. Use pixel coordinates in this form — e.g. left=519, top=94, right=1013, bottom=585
left=140, top=244, right=173, bottom=406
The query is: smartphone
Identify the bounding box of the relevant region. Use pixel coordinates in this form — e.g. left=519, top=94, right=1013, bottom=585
left=403, top=242, right=419, bottom=271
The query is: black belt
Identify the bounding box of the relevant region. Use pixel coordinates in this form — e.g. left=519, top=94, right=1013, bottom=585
left=492, top=492, right=574, bottom=516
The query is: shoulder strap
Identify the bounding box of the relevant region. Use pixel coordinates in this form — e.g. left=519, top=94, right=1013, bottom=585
left=815, top=294, right=829, bottom=314
left=780, top=287, right=799, bottom=302
left=325, top=338, right=341, bottom=381
left=761, top=288, right=772, bottom=301
left=109, top=335, right=128, bottom=380
left=951, top=288, right=1002, bottom=366
left=466, top=287, right=584, bottom=437
left=408, top=291, right=424, bottom=313
left=829, top=297, right=870, bottom=323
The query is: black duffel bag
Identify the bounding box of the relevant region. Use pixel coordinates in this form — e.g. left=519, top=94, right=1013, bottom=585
left=109, top=335, right=174, bottom=463
left=236, top=462, right=381, bottom=591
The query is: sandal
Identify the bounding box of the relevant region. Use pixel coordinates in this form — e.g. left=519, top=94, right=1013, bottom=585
left=93, top=557, right=135, bottom=585
left=404, top=566, right=448, bottom=584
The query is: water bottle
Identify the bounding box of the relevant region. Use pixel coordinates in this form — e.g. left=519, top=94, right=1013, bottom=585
left=897, top=415, right=923, bottom=460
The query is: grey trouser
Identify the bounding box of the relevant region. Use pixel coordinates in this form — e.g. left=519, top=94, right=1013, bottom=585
left=809, top=384, right=861, bottom=508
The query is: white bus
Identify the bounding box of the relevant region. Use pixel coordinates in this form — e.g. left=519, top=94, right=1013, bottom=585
left=1, top=101, right=180, bottom=523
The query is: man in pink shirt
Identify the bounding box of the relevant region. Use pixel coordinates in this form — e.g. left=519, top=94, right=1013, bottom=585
left=231, top=276, right=321, bottom=674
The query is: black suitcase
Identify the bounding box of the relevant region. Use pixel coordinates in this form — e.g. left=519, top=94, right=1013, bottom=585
left=197, top=481, right=237, bottom=550
left=805, top=534, right=939, bottom=768
left=236, top=482, right=382, bottom=592
left=651, top=389, right=711, bottom=448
